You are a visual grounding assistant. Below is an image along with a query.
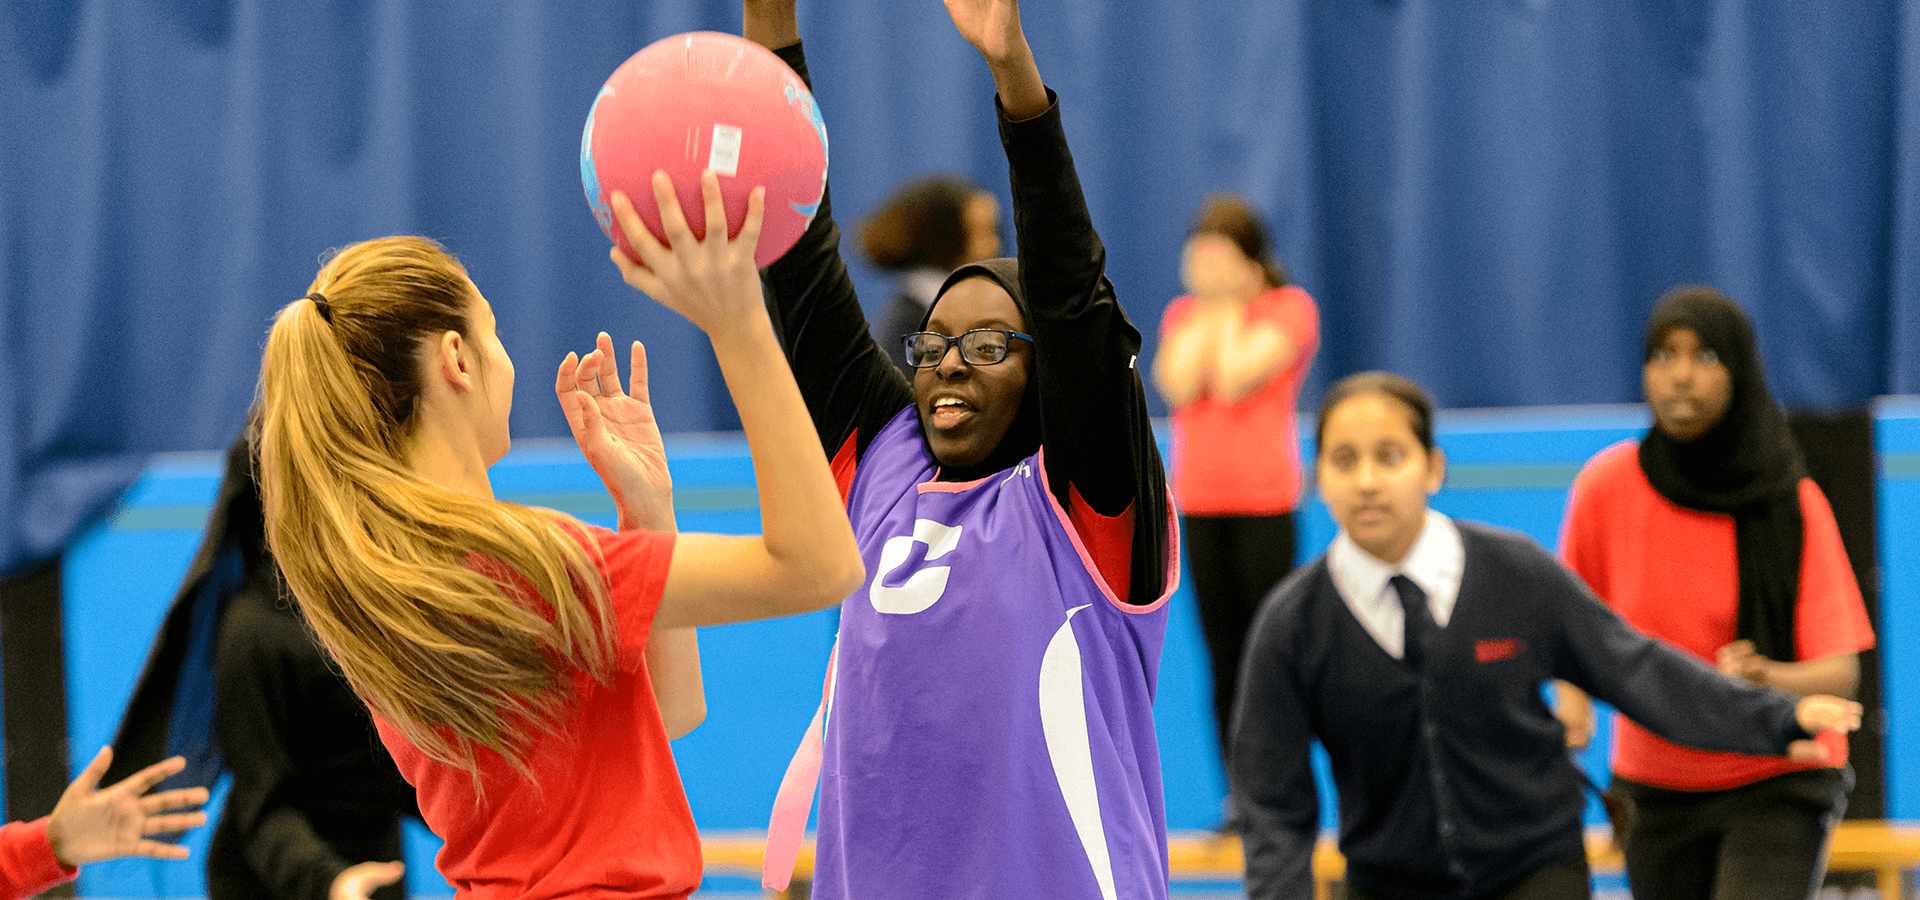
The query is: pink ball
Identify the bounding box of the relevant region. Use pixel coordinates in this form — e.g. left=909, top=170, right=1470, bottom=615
left=582, top=31, right=829, bottom=268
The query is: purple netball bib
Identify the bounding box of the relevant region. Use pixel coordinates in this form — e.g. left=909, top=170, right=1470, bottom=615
left=810, top=408, right=1173, bottom=900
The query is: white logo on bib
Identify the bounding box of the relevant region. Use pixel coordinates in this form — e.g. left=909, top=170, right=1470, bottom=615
left=869, top=519, right=964, bottom=615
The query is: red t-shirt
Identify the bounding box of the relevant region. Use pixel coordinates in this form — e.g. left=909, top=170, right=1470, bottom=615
left=377, top=525, right=698, bottom=899
left=1560, top=440, right=1875, bottom=791
left=0, top=818, right=74, bottom=900
left=1161, top=285, right=1319, bottom=516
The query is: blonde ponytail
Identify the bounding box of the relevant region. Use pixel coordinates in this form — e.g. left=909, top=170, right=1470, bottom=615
left=256, top=237, right=616, bottom=781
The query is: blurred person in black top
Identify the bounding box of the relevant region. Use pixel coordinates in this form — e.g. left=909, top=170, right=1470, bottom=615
left=110, top=427, right=418, bottom=900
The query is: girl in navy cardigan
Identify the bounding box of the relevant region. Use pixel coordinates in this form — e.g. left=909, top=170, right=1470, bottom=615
left=1229, top=371, right=1862, bottom=900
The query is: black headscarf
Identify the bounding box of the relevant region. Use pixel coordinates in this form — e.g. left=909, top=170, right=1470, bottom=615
left=915, top=257, right=1043, bottom=484
left=1636, top=286, right=1807, bottom=662
left=104, top=431, right=257, bottom=794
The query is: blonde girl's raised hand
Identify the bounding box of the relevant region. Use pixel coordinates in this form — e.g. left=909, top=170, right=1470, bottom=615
left=556, top=332, right=705, bottom=737
left=557, top=332, right=674, bottom=531
left=602, top=172, right=862, bottom=628
left=608, top=171, right=769, bottom=343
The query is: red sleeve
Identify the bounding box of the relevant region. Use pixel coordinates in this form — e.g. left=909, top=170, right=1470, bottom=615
left=1280, top=286, right=1319, bottom=357
left=831, top=431, right=859, bottom=506
left=583, top=525, right=677, bottom=658
left=1793, top=479, right=1876, bottom=659
left=0, top=819, right=75, bottom=900
left=1065, top=482, right=1136, bottom=603
left=1558, top=441, right=1633, bottom=601
left=1240, top=286, right=1319, bottom=353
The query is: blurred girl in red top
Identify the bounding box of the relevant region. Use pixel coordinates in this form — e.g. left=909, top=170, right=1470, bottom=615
left=1154, top=194, right=1318, bottom=823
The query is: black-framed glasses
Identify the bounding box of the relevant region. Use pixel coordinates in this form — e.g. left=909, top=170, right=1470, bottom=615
left=903, top=329, right=1035, bottom=368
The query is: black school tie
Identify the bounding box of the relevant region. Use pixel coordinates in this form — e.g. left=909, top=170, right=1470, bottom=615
left=1392, top=574, right=1437, bottom=671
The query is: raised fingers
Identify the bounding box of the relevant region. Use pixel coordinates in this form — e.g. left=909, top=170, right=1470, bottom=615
left=556, top=350, right=582, bottom=397
left=608, top=192, right=668, bottom=293
left=63, top=746, right=113, bottom=801
left=128, top=837, right=194, bottom=861
left=591, top=332, right=623, bottom=397
left=140, top=786, right=209, bottom=815
left=628, top=341, right=651, bottom=403
left=737, top=185, right=767, bottom=259
left=112, top=755, right=188, bottom=799
left=700, top=171, right=729, bottom=250
left=654, top=170, right=696, bottom=247
left=143, top=811, right=209, bottom=836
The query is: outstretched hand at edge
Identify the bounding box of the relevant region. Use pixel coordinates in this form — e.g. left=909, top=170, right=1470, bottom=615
left=46, top=747, right=208, bottom=868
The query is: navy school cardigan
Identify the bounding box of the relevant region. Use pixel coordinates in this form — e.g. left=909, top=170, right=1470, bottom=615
left=1230, top=520, right=1809, bottom=900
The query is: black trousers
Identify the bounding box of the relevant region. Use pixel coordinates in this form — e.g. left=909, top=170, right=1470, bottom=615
left=1182, top=512, right=1296, bottom=762
left=1345, top=855, right=1592, bottom=900
left=1612, top=767, right=1850, bottom=900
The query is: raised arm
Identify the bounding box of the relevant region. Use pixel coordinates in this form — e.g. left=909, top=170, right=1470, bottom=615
left=947, top=0, right=1172, bottom=603
left=747, top=0, right=912, bottom=461
left=605, top=173, right=864, bottom=627
left=556, top=334, right=705, bottom=738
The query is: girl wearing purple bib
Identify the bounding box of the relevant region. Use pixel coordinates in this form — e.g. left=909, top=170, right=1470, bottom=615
left=743, top=1, right=1178, bottom=898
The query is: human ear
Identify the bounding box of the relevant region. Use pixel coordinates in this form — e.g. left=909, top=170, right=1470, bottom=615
left=436, top=330, right=474, bottom=392
left=1424, top=446, right=1447, bottom=494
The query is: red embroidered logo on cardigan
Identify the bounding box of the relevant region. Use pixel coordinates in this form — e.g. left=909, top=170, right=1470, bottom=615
left=1475, top=638, right=1523, bottom=663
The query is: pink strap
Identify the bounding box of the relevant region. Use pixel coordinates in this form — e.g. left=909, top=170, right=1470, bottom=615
left=763, top=643, right=836, bottom=891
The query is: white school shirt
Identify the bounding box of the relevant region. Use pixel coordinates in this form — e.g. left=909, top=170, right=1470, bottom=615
left=1327, top=509, right=1465, bottom=660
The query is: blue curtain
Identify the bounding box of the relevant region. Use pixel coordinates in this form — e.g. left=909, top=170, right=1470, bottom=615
left=1, top=0, right=1912, bottom=575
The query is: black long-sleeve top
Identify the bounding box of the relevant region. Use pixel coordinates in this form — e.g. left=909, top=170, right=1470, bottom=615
left=1230, top=521, right=1810, bottom=900
left=760, top=42, right=1170, bottom=606
left=108, top=430, right=417, bottom=900
left=208, top=568, right=418, bottom=900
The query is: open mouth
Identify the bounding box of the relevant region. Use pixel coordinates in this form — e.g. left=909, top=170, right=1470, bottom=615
left=929, top=396, right=974, bottom=430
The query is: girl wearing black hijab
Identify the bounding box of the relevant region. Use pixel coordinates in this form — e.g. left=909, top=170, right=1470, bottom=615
left=1557, top=285, right=1875, bottom=900
left=741, top=0, right=1178, bottom=897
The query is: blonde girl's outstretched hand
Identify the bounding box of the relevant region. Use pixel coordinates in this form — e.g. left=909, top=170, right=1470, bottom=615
left=607, top=171, right=768, bottom=341
left=46, top=747, right=209, bottom=867
left=603, top=171, right=861, bottom=629
left=557, top=332, right=674, bottom=531
left=1785, top=695, right=1864, bottom=761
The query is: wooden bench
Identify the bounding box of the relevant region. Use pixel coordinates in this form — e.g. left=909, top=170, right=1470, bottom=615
left=703, top=820, right=1920, bottom=899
